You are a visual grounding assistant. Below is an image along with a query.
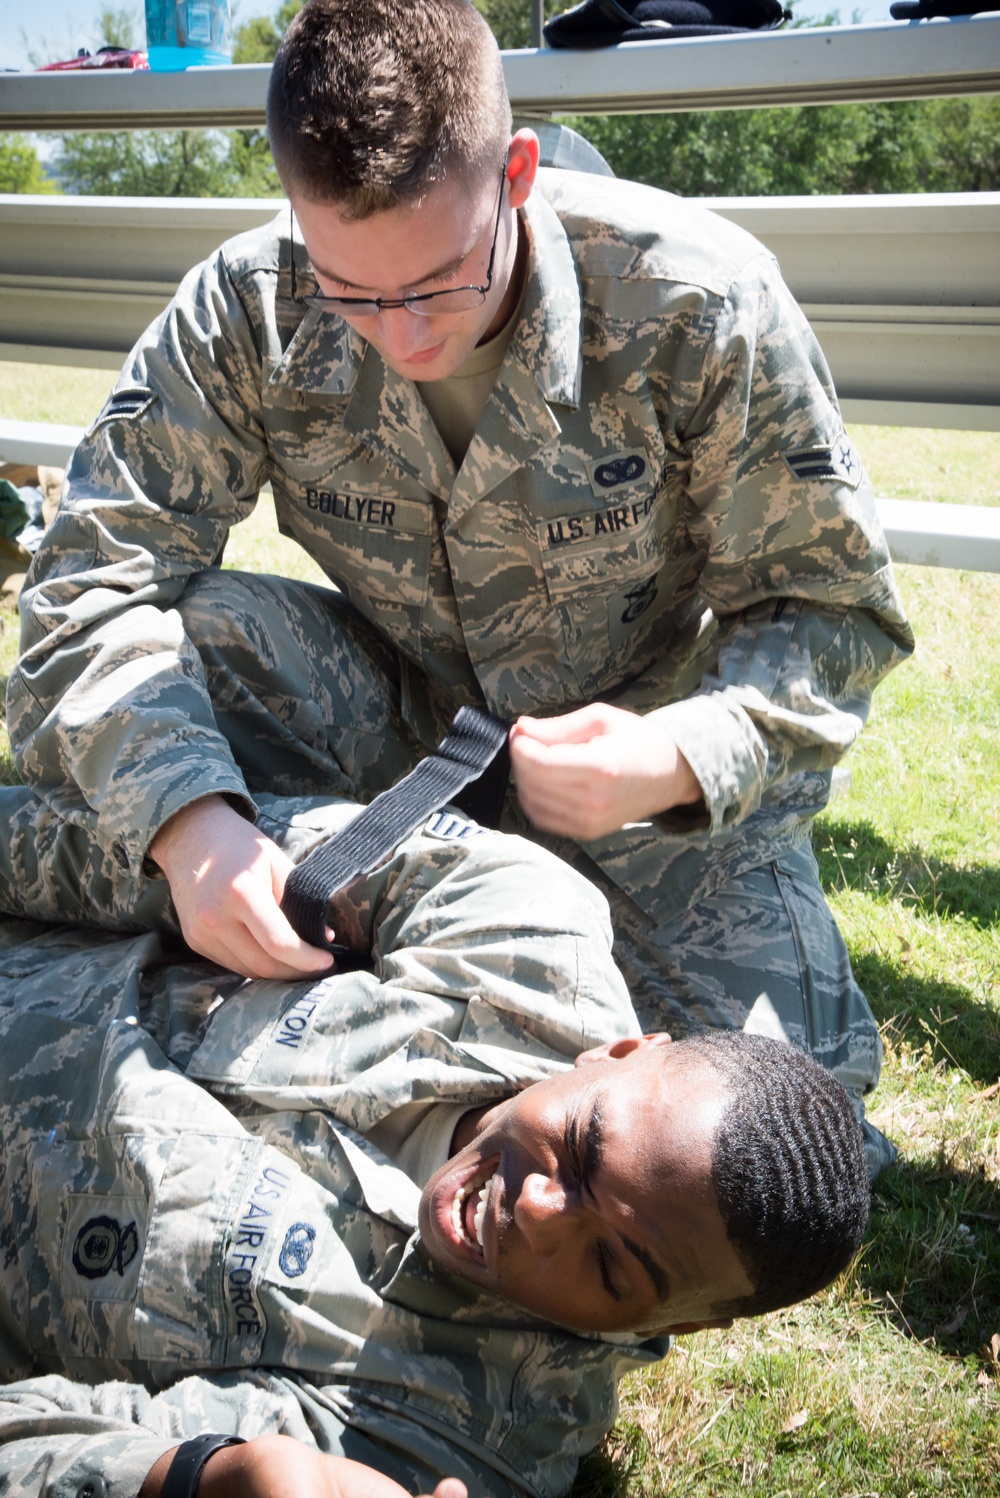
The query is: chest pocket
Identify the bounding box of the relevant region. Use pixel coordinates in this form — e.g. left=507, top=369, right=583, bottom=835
left=276, top=488, right=436, bottom=660
left=295, top=491, right=434, bottom=605
left=27, top=1129, right=248, bottom=1374
left=535, top=479, right=695, bottom=698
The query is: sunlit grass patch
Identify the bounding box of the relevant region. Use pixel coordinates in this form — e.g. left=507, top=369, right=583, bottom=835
left=0, top=360, right=115, bottom=428
left=852, top=426, right=1000, bottom=510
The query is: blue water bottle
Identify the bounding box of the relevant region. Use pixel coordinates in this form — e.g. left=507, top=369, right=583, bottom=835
left=145, top=0, right=232, bottom=70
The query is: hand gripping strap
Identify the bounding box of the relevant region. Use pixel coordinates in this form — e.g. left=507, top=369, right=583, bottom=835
left=280, top=706, right=510, bottom=950
left=159, top=1434, right=246, bottom=1498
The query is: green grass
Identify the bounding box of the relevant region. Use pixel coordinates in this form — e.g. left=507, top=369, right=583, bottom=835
left=1, top=367, right=998, bottom=1493
left=0, top=362, right=117, bottom=428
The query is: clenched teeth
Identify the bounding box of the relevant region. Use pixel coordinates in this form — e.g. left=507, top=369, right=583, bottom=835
left=452, top=1172, right=496, bottom=1249
left=473, top=1175, right=493, bottom=1246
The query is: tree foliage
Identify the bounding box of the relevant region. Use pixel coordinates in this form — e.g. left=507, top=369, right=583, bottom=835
left=0, top=135, right=54, bottom=194
left=97, top=5, right=138, bottom=49
left=232, top=0, right=303, bottom=63
left=560, top=96, right=1000, bottom=196
left=472, top=0, right=999, bottom=195
left=20, top=3, right=139, bottom=67
left=919, top=95, right=1000, bottom=193
left=54, top=129, right=240, bottom=196
left=42, top=0, right=1000, bottom=197
left=473, top=0, right=563, bottom=49
left=49, top=1, right=305, bottom=197
left=224, top=0, right=305, bottom=196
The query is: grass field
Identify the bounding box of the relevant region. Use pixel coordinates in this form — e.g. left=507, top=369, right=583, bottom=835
left=1, top=362, right=998, bottom=1494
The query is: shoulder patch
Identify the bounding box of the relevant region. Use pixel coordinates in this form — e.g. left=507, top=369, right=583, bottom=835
left=90, top=386, right=158, bottom=433
left=783, top=434, right=863, bottom=490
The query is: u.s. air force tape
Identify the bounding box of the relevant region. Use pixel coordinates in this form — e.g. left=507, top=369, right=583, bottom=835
left=280, top=705, right=510, bottom=950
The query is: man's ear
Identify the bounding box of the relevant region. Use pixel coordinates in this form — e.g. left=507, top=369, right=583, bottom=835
left=506, top=128, right=540, bottom=209
left=574, top=1032, right=673, bottom=1068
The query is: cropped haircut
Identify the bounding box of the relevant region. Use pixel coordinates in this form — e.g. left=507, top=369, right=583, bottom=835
left=267, top=0, right=512, bottom=216
left=681, top=1032, right=871, bottom=1320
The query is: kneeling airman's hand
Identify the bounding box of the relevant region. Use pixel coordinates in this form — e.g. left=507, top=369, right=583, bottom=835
left=149, top=795, right=335, bottom=980
left=509, top=703, right=703, bottom=841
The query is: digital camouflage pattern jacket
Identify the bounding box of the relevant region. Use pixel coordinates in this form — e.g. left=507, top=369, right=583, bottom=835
left=0, top=799, right=658, bottom=1498
left=9, top=170, right=913, bottom=929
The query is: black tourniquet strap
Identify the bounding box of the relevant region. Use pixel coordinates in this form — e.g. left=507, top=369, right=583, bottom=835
left=281, top=706, right=510, bottom=950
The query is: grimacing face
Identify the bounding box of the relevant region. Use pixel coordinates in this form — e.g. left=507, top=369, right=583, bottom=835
left=290, top=130, right=539, bottom=384
left=418, top=1035, right=755, bottom=1336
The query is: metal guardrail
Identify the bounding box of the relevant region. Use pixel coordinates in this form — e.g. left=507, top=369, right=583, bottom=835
left=2, top=19, right=998, bottom=569
left=0, top=421, right=85, bottom=466
left=1, top=19, right=998, bottom=130
left=0, top=196, right=274, bottom=369
left=877, top=498, right=1000, bottom=571
left=2, top=192, right=997, bottom=430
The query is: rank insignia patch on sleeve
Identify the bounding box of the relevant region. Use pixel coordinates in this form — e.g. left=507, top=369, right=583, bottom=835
left=783, top=434, right=863, bottom=490
left=89, top=386, right=158, bottom=433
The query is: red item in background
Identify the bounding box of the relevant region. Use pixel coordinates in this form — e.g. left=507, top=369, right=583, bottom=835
left=37, top=47, right=150, bottom=71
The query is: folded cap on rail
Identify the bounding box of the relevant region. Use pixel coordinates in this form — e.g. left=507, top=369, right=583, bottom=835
left=544, top=0, right=791, bottom=46
left=889, top=0, right=1000, bottom=18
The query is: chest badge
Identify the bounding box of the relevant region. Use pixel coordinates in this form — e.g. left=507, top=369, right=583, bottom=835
left=620, top=576, right=659, bottom=624
left=587, top=449, right=648, bottom=496
left=72, top=1214, right=140, bottom=1280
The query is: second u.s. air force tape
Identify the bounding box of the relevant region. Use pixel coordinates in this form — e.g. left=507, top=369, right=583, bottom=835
left=280, top=705, right=511, bottom=950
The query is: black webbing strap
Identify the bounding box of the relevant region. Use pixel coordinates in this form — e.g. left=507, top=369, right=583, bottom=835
left=281, top=706, right=510, bottom=950
left=160, top=1434, right=246, bottom=1498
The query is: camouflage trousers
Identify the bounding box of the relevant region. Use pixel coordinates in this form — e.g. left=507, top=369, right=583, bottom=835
left=170, top=569, right=891, bottom=1174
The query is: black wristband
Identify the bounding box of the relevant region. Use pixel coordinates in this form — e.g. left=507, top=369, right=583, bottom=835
left=159, top=1435, right=246, bottom=1498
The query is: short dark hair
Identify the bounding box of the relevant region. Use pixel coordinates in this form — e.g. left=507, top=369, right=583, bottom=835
left=267, top=0, right=512, bottom=216
left=682, top=1032, right=871, bottom=1319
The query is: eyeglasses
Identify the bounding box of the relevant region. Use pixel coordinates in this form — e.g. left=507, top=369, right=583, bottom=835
left=289, top=164, right=507, bottom=318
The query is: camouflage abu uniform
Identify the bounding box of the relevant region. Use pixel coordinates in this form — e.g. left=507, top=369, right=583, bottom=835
left=0, top=791, right=660, bottom=1498
left=8, top=167, right=914, bottom=1155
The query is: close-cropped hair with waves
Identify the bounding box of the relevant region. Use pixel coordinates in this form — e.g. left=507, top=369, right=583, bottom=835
left=678, top=1032, right=871, bottom=1320
left=267, top=0, right=512, bottom=216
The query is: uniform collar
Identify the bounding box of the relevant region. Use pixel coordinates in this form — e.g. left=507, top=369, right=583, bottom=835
left=263, top=213, right=364, bottom=395
left=266, top=184, right=583, bottom=413
left=333, top=1120, right=422, bottom=1229
left=507, top=185, right=582, bottom=411
left=335, top=1119, right=667, bottom=1353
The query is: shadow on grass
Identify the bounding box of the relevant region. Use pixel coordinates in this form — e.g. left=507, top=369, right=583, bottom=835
left=857, top=1156, right=1000, bottom=1363
left=814, top=816, right=1000, bottom=929
left=851, top=951, right=1000, bottom=1087
left=813, top=816, right=1000, bottom=1084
